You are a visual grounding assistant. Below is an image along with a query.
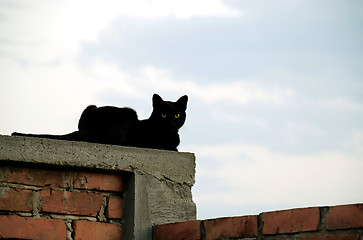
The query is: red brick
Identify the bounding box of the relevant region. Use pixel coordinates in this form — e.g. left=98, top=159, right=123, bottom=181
left=73, top=220, right=122, bottom=240
left=262, top=207, right=320, bottom=235
left=40, top=190, right=103, bottom=216
left=299, top=234, right=360, bottom=240
left=107, top=197, right=123, bottom=219
left=204, top=215, right=258, bottom=240
left=0, top=215, right=66, bottom=240
left=153, top=220, right=201, bottom=240
left=0, top=187, right=34, bottom=212
left=325, top=203, right=363, bottom=230
left=74, top=171, right=125, bottom=192
left=4, top=166, right=72, bottom=188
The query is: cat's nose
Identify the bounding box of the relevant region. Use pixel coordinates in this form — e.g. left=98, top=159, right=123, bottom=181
left=170, top=123, right=179, bottom=132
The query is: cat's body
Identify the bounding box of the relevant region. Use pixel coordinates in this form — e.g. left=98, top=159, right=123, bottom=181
left=12, top=94, right=188, bottom=151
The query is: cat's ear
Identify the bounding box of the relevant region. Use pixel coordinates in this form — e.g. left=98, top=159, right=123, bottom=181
left=152, top=94, right=164, bottom=108
left=176, top=95, right=188, bottom=111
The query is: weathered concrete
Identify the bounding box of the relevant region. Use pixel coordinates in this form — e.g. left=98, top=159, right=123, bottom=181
left=0, top=135, right=195, bottom=186
left=0, top=135, right=196, bottom=240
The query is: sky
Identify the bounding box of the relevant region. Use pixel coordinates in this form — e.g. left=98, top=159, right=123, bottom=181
left=0, top=0, right=362, bottom=220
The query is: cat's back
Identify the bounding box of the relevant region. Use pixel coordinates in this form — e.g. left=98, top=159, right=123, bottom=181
left=78, top=105, right=138, bottom=131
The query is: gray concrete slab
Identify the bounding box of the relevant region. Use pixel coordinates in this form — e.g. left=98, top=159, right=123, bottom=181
left=0, top=135, right=195, bottom=186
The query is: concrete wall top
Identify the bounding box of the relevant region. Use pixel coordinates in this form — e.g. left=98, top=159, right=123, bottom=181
left=0, top=135, right=195, bottom=186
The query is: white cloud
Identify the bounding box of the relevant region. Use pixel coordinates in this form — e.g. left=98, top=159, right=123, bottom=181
left=0, top=0, right=239, bottom=63
left=196, top=81, right=293, bottom=105
left=139, top=66, right=294, bottom=105
left=0, top=58, right=156, bottom=135
left=118, top=0, right=240, bottom=19
left=191, top=142, right=363, bottom=218
left=286, top=121, right=323, bottom=136
left=317, top=98, right=363, bottom=112
left=344, top=130, right=363, bottom=156
left=0, top=58, right=97, bottom=134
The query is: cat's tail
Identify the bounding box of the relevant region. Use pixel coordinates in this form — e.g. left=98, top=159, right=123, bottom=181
left=11, top=131, right=83, bottom=141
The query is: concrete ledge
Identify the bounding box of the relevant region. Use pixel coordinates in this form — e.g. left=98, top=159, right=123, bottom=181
left=0, top=135, right=195, bottom=186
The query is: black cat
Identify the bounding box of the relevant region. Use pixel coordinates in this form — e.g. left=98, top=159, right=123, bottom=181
left=12, top=94, right=188, bottom=151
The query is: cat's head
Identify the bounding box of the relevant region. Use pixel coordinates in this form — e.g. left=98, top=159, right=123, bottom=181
left=150, top=94, right=188, bottom=132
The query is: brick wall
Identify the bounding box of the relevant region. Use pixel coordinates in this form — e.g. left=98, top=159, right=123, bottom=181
left=0, top=164, right=125, bottom=240
left=0, top=135, right=197, bottom=240
left=154, top=203, right=363, bottom=240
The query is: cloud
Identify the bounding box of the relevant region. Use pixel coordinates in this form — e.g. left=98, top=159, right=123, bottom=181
left=138, top=66, right=294, bottom=105
left=317, top=98, right=363, bottom=112
left=191, top=142, right=363, bottom=218
left=0, top=57, right=100, bottom=134
left=344, top=130, right=363, bottom=156
left=116, top=0, right=240, bottom=20
left=0, top=0, right=239, bottom=63
left=286, top=121, right=323, bottom=136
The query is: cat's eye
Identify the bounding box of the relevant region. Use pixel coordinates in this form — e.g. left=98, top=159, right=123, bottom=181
left=162, top=114, right=167, bottom=118
left=175, top=114, right=180, bottom=119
